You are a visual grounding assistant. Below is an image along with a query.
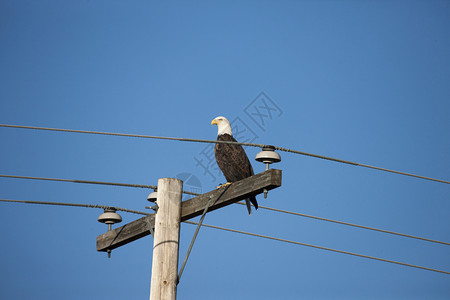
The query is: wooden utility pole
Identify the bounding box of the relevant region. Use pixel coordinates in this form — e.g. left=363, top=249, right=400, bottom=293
left=96, top=169, right=282, bottom=299
left=150, top=178, right=182, bottom=300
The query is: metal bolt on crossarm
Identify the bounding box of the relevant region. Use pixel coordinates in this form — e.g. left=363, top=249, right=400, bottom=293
left=255, top=145, right=281, bottom=198
left=98, top=207, right=122, bottom=258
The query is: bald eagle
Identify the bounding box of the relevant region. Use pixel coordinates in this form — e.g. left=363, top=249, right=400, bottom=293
left=211, top=116, right=258, bottom=215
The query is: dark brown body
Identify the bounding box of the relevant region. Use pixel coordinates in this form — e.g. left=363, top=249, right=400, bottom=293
left=214, top=133, right=258, bottom=210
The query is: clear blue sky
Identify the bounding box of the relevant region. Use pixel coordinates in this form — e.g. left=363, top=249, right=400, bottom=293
left=1, top=1, right=449, bottom=299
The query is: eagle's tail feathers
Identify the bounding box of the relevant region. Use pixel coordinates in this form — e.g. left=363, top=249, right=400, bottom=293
left=245, top=196, right=258, bottom=215
left=250, top=196, right=258, bottom=210
left=245, top=199, right=252, bottom=215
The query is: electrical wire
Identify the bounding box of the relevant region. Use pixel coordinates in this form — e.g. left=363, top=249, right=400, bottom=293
left=184, top=220, right=450, bottom=275
left=0, top=198, right=151, bottom=216
left=1, top=197, right=448, bottom=275
left=178, top=184, right=230, bottom=284
left=2, top=173, right=448, bottom=246
left=0, top=174, right=199, bottom=196
left=236, top=202, right=450, bottom=246
left=0, top=174, right=156, bottom=189
left=1, top=123, right=448, bottom=184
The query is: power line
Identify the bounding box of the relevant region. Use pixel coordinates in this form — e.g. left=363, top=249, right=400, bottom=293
left=236, top=202, right=450, bottom=246
left=0, top=174, right=156, bottom=189
left=1, top=123, right=448, bottom=185
left=0, top=174, right=199, bottom=196
left=2, top=172, right=448, bottom=247
left=2, top=173, right=448, bottom=246
left=184, top=221, right=450, bottom=275
left=0, top=198, right=151, bottom=216
left=2, top=197, right=448, bottom=275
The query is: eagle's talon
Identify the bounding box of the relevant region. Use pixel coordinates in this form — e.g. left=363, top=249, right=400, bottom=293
left=216, top=182, right=232, bottom=189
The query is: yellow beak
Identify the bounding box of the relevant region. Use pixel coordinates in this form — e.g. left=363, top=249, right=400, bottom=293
left=211, top=119, right=217, bottom=125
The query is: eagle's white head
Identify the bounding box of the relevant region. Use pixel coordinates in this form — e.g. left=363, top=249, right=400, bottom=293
left=211, top=116, right=232, bottom=136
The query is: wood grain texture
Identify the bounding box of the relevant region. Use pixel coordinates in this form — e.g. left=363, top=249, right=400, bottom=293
left=150, top=178, right=182, bottom=300
left=97, top=169, right=282, bottom=252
